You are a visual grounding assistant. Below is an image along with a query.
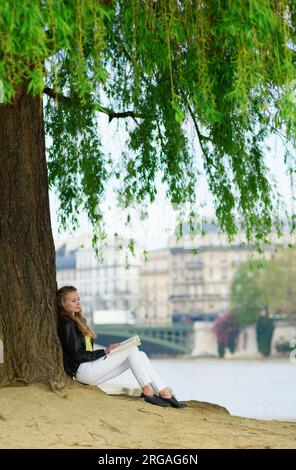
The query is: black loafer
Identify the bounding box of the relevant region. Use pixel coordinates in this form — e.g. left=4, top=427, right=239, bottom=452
left=140, top=392, right=170, bottom=407
left=158, top=395, right=188, bottom=408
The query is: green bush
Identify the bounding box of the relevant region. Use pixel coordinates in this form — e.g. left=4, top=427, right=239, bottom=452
left=212, top=313, right=240, bottom=358
left=218, top=343, right=225, bottom=358
left=275, top=337, right=293, bottom=354
left=256, top=316, right=274, bottom=356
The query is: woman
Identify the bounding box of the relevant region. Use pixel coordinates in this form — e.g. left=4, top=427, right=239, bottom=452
left=57, top=285, right=187, bottom=408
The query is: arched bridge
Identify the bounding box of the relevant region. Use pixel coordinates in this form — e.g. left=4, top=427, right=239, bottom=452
left=92, top=323, right=194, bottom=355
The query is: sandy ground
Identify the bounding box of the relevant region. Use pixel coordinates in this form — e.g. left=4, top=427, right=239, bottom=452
left=0, top=383, right=295, bottom=449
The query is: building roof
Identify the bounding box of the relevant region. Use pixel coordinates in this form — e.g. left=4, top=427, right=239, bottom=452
left=56, top=243, right=77, bottom=270
left=175, top=220, right=219, bottom=236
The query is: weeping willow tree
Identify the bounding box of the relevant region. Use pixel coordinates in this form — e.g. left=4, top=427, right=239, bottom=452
left=0, top=0, right=295, bottom=386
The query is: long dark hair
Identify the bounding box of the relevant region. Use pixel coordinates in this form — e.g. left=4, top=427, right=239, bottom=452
left=56, top=285, right=96, bottom=339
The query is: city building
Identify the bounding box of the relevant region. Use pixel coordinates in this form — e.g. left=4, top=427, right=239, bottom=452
left=56, top=234, right=141, bottom=322
left=167, top=221, right=294, bottom=320
left=56, top=240, right=77, bottom=289
left=56, top=222, right=294, bottom=325
left=138, top=221, right=294, bottom=324
left=138, top=248, right=170, bottom=325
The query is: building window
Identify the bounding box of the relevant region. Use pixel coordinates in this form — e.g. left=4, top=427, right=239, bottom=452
left=221, top=268, right=227, bottom=279
left=221, top=285, right=228, bottom=298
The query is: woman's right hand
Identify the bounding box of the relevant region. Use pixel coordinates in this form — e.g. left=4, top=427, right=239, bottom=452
left=105, top=343, right=120, bottom=354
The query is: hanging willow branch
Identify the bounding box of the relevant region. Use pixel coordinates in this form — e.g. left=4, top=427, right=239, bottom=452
left=43, top=87, right=144, bottom=121
left=0, top=0, right=295, bottom=248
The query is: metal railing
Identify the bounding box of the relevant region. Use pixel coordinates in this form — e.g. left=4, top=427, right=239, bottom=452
left=92, top=323, right=194, bottom=354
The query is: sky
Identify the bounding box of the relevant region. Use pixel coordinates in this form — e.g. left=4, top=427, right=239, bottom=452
left=49, top=112, right=294, bottom=251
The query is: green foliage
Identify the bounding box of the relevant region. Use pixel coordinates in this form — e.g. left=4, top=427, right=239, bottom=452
left=256, top=247, right=296, bottom=316
left=218, top=343, right=225, bottom=358
left=231, top=247, right=296, bottom=324
left=0, top=0, right=110, bottom=101
left=231, top=260, right=263, bottom=326
left=0, top=1, right=295, bottom=254
left=256, top=316, right=274, bottom=356
left=212, top=312, right=240, bottom=357
left=274, top=336, right=294, bottom=354
left=44, top=90, right=112, bottom=259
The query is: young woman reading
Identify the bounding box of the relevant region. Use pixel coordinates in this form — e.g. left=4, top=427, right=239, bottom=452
left=57, top=285, right=187, bottom=408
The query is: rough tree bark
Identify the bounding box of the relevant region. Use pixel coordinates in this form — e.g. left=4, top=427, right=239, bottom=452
left=0, top=85, right=66, bottom=387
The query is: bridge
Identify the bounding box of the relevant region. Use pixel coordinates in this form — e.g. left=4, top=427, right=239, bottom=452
left=92, top=323, right=194, bottom=355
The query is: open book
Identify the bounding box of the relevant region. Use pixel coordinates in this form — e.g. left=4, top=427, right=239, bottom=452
left=109, top=335, right=141, bottom=355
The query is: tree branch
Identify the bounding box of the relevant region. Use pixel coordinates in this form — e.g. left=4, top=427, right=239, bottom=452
left=270, top=126, right=296, bottom=165
left=96, top=105, right=144, bottom=123
left=43, top=87, right=144, bottom=122
left=178, top=89, right=219, bottom=172
left=178, top=89, right=210, bottom=144
left=43, top=87, right=71, bottom=105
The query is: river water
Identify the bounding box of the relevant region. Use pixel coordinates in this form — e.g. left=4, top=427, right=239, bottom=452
left=103, top=357, right=296, bottom=421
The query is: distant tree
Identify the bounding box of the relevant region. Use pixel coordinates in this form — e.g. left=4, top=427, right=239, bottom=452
left=231, top=247, right=296, bottom=325
left=231, top=261, right=262, bottom=326
left=212, top=313, right=240, bottom=358
left=256, top=248, right=296, bottom=317
left=231, top=249, right=296, bottom=356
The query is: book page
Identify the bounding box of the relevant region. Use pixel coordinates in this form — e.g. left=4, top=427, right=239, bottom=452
left=109, top=335, right=141, bottom=355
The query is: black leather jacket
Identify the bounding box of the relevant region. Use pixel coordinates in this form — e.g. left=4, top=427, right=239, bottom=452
left=58, top=317, right=106, bottom=378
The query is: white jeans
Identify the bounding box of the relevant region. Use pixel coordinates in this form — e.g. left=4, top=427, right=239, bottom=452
left=75, top=346, right=167, bottom=393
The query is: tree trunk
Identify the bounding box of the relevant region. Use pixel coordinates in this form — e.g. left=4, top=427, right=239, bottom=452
left=0, top=85, right=66, bottom=387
